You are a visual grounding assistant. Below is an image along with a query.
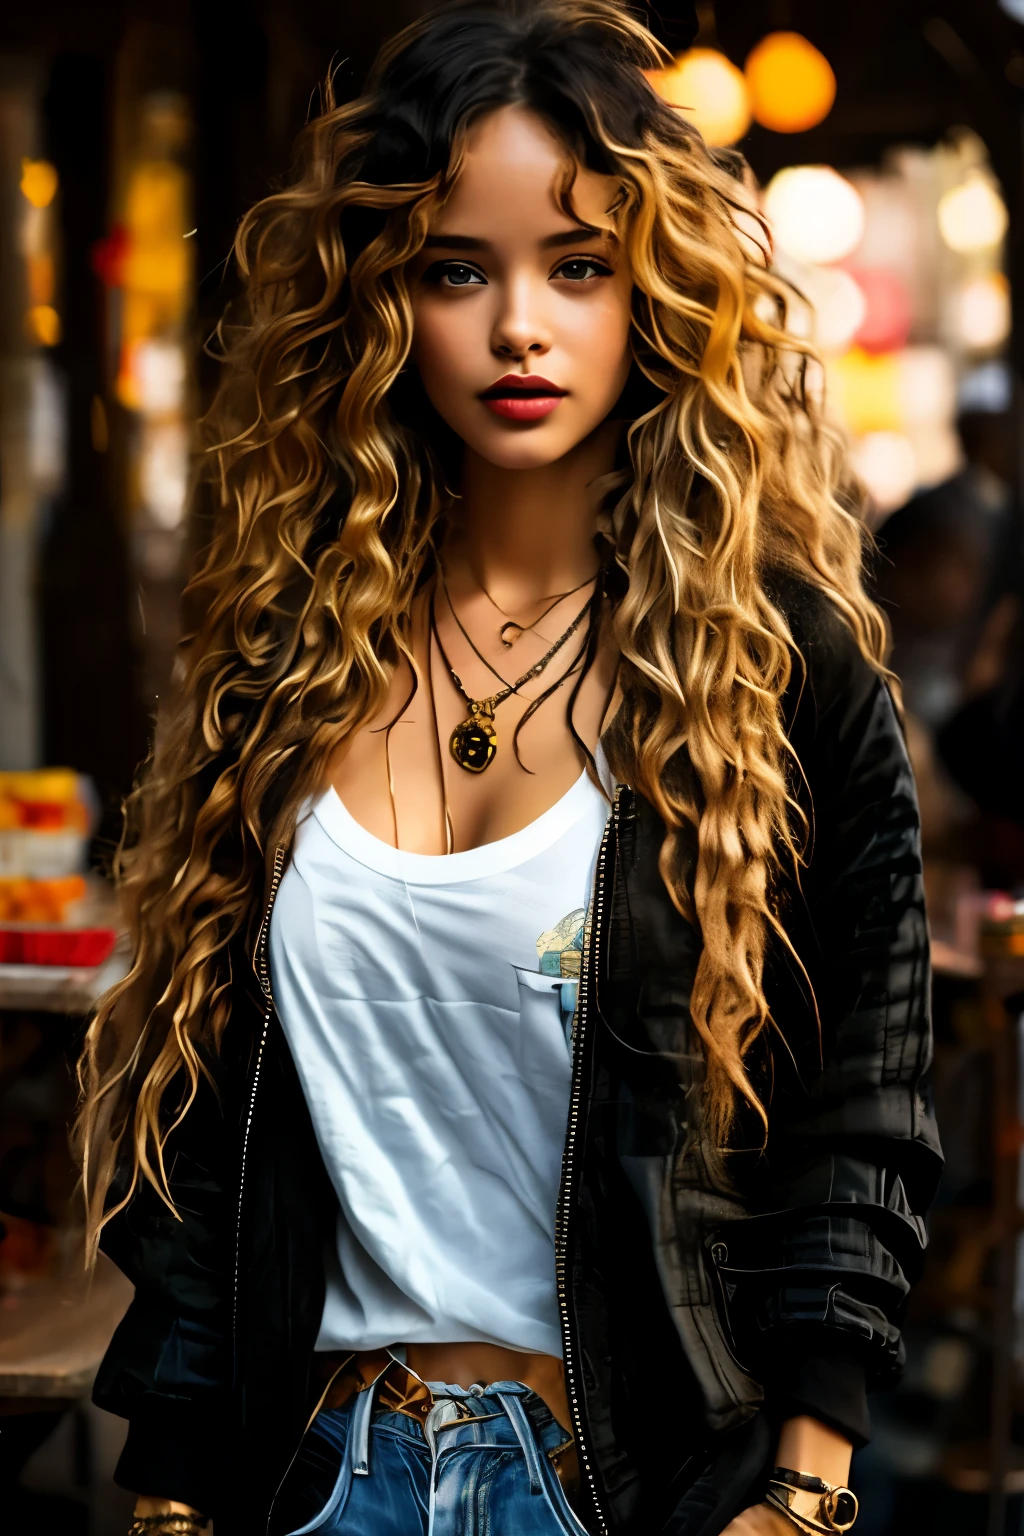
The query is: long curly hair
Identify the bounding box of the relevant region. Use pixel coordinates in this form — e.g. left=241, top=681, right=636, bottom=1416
left=77, top=0, right=887, bottom=1248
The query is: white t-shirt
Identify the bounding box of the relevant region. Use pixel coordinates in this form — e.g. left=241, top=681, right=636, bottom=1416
left=268, top=755, right=611, bottom=1358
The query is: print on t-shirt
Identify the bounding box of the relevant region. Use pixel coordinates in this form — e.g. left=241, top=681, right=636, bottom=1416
left=515, top=906, right=590, bottom=1055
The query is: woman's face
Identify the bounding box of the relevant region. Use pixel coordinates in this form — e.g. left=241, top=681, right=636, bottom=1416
left=408, top=105, right=634, bottom=471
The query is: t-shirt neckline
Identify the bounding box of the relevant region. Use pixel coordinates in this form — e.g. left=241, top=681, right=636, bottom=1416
left=312, top=746, right=611, bottom=886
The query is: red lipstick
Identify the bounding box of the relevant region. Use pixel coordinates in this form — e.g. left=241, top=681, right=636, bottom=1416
left=479, top=374, right=567, bottom=422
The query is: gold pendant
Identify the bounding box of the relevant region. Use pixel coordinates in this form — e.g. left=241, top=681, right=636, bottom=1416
left=449, top=704, right=497, bottom=773
left=499, top=621, right=523, bottom=649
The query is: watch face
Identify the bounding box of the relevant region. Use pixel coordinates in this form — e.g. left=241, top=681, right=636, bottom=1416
left=826, top=1488, right=859, bottom=1530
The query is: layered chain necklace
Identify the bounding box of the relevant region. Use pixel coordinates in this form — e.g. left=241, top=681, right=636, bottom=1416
left=429, top=575, right=596, bottom=774
left=471, top=565, right=599, bottom=649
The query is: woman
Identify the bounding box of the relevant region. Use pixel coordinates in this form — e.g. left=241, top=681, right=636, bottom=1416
left=79, top=4, right=942, bottom=1535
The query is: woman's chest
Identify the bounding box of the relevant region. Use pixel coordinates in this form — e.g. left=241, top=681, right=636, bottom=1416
left=327, top=594, right=617, bottom=854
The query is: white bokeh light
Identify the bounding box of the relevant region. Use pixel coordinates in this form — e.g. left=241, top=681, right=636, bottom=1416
left=764, top=167, right=865, bottom=266
left=852, top=431, right=917, bottom=514
left=897, top=346, right=958, bottom=427
left=804, top=266, right=868, bottom=353
left=952, top=273, right=1011, bottom=352
left=938, top=174, right=1008, bottom=254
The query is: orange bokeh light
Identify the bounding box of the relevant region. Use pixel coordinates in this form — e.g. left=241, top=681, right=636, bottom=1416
left=26, top=304, right=61, bottom=347
left=646, top=49, right=751, bottom=147
left=745, top=32, right=836, bottom=134
left=19, top=157, right=58, bottom=209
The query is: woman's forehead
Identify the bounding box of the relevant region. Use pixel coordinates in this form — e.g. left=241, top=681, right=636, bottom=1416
left=428, top=104, right=619, bottom=238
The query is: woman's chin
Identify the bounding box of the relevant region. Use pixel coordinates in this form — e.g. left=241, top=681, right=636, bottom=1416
left=462, top=425, right=597, bottom=473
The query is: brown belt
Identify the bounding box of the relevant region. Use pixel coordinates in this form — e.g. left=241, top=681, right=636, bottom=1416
left=310, top=1349, right=581, bottom=1504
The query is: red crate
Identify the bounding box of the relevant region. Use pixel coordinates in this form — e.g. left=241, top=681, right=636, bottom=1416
left=0, top=927, right=117, bottom=966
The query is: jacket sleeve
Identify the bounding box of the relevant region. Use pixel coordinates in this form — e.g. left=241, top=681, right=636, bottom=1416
left=93, top=1059, right=236, bottom=1515
left=715, top=585, right=943, bottom=1436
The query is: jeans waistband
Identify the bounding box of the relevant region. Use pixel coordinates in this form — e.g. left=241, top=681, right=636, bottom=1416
left=309, top=1349, right=580, bottom=1502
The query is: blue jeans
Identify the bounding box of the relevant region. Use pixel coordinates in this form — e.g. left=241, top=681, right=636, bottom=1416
left=277, top=1377, right=588, bottom=1536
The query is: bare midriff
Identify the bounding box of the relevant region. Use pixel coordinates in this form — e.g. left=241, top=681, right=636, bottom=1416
left=402, top=1342, right=571, bottom=1435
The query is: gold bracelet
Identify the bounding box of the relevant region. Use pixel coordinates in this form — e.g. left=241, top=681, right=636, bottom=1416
left=766, top=1467, right=858, bottom=1535
left=128, top=1514, right=209, bottom=1536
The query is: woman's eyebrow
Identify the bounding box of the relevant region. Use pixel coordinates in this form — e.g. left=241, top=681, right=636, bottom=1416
left=541, top=226, right=615, bottom=250
left=420, top=226, right=615, bottom=250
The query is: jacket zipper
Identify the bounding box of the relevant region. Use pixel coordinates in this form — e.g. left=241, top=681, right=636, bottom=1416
left=555, top=786, right=619, bottom=1536
left=232, top=843, right=286, bottom=1364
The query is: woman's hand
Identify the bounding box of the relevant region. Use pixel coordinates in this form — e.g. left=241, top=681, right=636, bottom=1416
left=720, top=1504, right=795, bottom=1536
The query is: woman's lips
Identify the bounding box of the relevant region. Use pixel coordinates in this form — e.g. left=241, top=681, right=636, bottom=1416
left=484, top=394, right=563, bottom=420
left=479, top=374, right=567, bottom=422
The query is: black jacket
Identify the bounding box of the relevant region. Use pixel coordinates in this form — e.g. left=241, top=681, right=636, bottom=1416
left=94, top=579, right=942, bottom=1536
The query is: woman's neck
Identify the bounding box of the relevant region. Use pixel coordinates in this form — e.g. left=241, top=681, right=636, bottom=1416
left=449, top=421, right=620, bottom=605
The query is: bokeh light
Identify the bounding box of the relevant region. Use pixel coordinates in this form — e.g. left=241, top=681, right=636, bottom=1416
left=848, top=268, right=913, bottom=355
left=953, top=273, right=1011, bottom=351
left=787, top=265, right=867, bottom=354
left=133, top=338, right=187, bottom=415
left=898, top=346, right=958, bottom=426
left=646, top=49, right=751, bottom=146
left=828, top=348, right=901, bottom=433
left=745, top=32, right=836, bottom=134
left=937, top=173, right=1008, bottom=253
left=906, top=422, right=962, bottom=487
left=765, top=166, right=865, bottom=265
left=19, top=157, right=58, bottom=209
left=852, top=430, right=918, bottom=513
left=25, top=304, right=60, bottom=347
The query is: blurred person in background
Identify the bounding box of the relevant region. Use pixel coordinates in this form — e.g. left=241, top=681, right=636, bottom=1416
left=74, top=4, right=940, bottom=1536
left=871, top=374, right=1020, bottom=871
left=873, top=381, right=1018, bottom=737
left=937, top=598, right=1024, bottom=890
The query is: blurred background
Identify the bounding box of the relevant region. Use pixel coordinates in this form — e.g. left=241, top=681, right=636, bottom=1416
left=2, top=1, right=1024, bottom=1532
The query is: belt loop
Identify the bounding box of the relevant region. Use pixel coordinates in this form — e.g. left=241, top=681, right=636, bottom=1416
left=348, top=1365, right=388, bottom=1477
left=496, top=1391, right=545, bottom=1495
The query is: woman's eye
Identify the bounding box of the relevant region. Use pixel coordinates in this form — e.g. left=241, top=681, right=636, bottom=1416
left=554, top=258, right=612, bottom=282
left=425, top=261, right=486, bottom=288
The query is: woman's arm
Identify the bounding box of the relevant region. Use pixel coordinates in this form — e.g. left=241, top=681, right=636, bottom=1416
left=712, top=585, right=943, bottom=1522
left=775, top=1416, right=852, bottom=1487
left=94, top=1051, right=236, bottom=1517
left=722, top=1417, right=853, bottom=1536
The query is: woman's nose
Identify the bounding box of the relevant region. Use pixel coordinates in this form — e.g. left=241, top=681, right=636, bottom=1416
left=491, top=274, right=552, bottom=361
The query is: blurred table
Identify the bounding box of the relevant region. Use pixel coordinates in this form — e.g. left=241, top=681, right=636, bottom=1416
left=0, top=941, right=129, bottom=1015
left=0, top=1253, right=132, bottom=1404
left=0, top=876, right=128, bottom=1014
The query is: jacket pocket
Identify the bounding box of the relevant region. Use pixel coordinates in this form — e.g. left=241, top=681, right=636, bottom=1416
left=702, top=1232, right=755, bottom=1377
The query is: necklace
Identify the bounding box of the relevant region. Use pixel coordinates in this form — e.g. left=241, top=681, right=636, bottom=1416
left=437, top=565, right=518, bottom=694
left=430, top=583, right=592, bottom=773
left=440, top=568, right=590, bottom=715
left=470, top=563, right=600, bottom=648
left=378, top=616, right=456, bottom=855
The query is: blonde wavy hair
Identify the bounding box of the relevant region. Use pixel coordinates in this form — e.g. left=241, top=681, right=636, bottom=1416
left=77, top=0, right=888, bottom=1249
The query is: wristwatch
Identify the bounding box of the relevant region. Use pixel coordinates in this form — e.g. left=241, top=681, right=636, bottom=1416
left=765, top=1467, right=859, bottom=1535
